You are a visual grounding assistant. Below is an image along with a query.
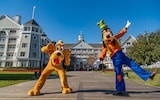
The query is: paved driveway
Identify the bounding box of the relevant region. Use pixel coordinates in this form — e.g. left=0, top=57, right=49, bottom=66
left=0, top=71, right=159, bottom=100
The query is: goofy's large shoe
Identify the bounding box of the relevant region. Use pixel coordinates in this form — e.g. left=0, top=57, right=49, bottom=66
left=27, top=40, right=72, bottom=96
left=149, top=67, right=158, bottom=80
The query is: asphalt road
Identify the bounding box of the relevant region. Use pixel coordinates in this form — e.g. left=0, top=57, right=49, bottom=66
left=0, top=71, right=159, bottom=100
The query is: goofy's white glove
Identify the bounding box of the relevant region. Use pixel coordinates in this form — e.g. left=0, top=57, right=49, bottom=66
left=125, top=20, right=131, bottom=29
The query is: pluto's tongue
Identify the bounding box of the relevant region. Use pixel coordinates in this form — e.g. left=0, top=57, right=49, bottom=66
left=54, top=58, right=59, bottom=64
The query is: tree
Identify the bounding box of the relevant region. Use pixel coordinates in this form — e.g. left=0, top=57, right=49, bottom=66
left=126, top=30, right=160, bottom=65
left=87, top=53, right=97, bottom=69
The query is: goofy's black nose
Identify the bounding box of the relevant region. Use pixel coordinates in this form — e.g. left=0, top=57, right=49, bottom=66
left=57, top=52, right=61, bottom=56
left=106, top=35, right=110, bottom=38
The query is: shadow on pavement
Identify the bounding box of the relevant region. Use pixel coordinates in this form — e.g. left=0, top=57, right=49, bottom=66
left=75, top=89, right=160, bottom=97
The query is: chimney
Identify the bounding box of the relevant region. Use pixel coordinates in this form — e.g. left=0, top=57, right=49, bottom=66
left=13, top=15, right=21, bottom=24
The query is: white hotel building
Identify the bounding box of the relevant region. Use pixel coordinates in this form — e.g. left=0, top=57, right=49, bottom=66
left=0, top=15, right=51, bottom=68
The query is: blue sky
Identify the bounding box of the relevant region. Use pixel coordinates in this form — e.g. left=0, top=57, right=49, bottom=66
left=0, top=0, right=160, bottom=43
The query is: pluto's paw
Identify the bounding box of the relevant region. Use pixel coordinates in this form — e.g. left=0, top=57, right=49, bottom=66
left=27, top=89, right=40, bottom=96
left=62, top=87, right=72, bottom=94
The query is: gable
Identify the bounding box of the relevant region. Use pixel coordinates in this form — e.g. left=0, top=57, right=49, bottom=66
left=121, top=35, right=136, bottom=47
left=0, top=15, right=20, bottom=28
left=24, top=19, right=40, bottom=27
left=72, top=41, right=93, bottom=49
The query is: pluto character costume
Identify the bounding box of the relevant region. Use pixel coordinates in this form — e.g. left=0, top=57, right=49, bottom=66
left=97, top=20, right=158, bottom=95
left=28, top=40, right=72, bottom=96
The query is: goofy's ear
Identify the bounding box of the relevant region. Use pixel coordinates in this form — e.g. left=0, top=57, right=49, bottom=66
left=102, top=32, right=106, bottom=48
left=41, top=43, right=55, bottom=56
left=103, top=41, right=106, bottom=48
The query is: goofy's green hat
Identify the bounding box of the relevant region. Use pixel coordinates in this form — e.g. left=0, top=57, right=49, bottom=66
left=97, top=19, right=108, bottom=31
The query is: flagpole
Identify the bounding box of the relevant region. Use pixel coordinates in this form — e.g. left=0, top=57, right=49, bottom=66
left=32, top=6, right=36, bottom=19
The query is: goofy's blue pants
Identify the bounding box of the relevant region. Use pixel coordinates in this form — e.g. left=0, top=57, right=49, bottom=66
left=111, top=50, right=152, bottom=92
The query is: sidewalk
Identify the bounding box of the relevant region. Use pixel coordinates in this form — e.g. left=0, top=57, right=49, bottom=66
left=0, top=71, right=159, bottom=100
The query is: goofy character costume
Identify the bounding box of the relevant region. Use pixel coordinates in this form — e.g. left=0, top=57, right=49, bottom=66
left=97, top=20, right=158, bottom=95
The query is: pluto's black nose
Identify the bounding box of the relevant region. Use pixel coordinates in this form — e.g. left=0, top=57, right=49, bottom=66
left=57, top=52, right=61, bottom=56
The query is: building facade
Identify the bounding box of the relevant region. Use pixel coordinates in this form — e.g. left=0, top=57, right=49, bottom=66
left=121, top=35, right=137, bottom=53
left=0, top=14, right=136, bottom=70
left=0, top=15, right=51, bottom=68
left=65, top=32, right=113, bottom=71
left=65, top=33, right=137, bottom=71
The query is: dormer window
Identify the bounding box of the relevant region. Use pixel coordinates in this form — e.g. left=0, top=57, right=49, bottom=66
left=32, top=27, right=39, bottom=32
left=127, top=42, right=130, bottom=45
left=24, top=27, right=31, bottom=31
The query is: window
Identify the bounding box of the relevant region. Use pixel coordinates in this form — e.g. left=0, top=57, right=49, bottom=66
left=10, top=30, right=16, bottom=33
left=127, top=42, right=130, bottom=45
left=32, top=44, right=37, bottom=48
left=21, top=61, right=27, bottom=67
left=24, top=27, right=27, bottom=31
left=10, top=30, right=16, bottom=36
left=77, top=49, right=81, bottom=52
left=24, top=27, right=31, bottom=31
left=9, top=33, right=16, bottom=36
left=82, top=49, right=86, bottom=52
left=35, top=28, right=38, bottom=32
left=32, top=27, right=39, bottom=32
left=0, top=31, right=6, bottom=37
left=22, top=43, right=27, bottom=48
left=0, top=38, right=5, bottom=43
left=25, top=35, right=28, bottom=38
left=32, top=52, right=37, bottom=57
left=88, top=49, right=92, bottom=52
left=5, top=62, right=13, bottom=67
left=9, top=30, right=16, bottom=36
left=0, top=53, right=3, bottom=57
left=32, top=27, right=35, bottom=32
left=7, top=53, right=14, bottom=58
left=40, top=30, right=42, bottom=33
left=0, top=45, right=4, bottom=50
left=8, top=38, right=16, bottom=43
left=29, top=61, right=37, bottom=67
left=7, top=45, right=15, bottom=51
left=20, top=52, right=25, bottom=56
left=33, top=35, right=37, bottom=40
left=94, top=49, right=98, bottom=52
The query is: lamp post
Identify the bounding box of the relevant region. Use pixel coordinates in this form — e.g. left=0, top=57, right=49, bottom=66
left=39, top=48, right=42, bottom=76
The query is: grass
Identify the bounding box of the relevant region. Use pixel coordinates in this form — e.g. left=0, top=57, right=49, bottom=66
left=1, top=70, right=159, bottom=88
left=0, top=71, right=57, bottom=88
left=101, top=69, right=160, bottom=87
left=0, top=72, right=35, bottom=88
left=126, top=71, right=160, bottom=87
left=0, top=80, right=28, bottom=88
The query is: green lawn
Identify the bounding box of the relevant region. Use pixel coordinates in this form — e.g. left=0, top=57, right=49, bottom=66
left=0, top=72, right=35, bottom=88
left=0, top=71, right=57, bottom=88
left=1, top=70, right=159, bottom=88
left=101, top=69, right=160, bottom=87
left=126, top=71, right=160, bottom=87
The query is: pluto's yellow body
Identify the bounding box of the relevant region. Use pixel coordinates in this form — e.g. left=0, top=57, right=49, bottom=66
left=27, top=40, right=72, bottom=96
